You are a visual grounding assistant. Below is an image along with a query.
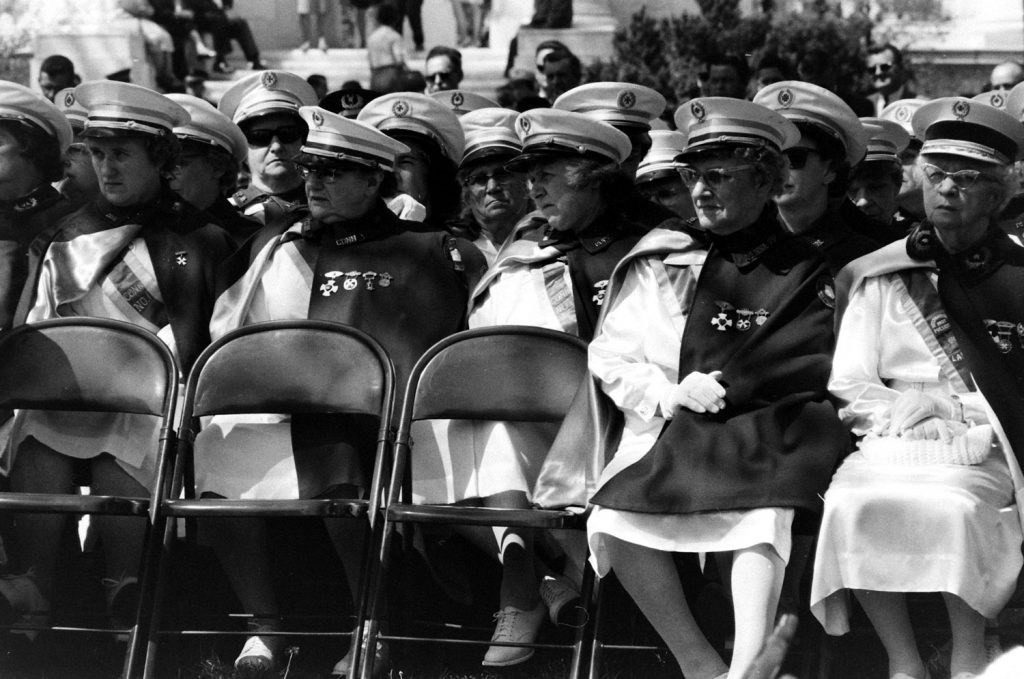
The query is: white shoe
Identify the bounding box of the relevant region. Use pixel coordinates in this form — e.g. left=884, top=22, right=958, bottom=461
left=539, top=574, right=584, bottom=626
left=481, top=601, right=546, bottom=667
left=298, top=40, right=311, bottom=52
left=317, top=37, right=328, bottom=51
left=235, top=635, right=275, bottom=673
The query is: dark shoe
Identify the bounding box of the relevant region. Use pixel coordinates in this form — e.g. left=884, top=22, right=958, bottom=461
left=331, top=631, right=388, bottom=678
left=249, top=60, right=266, bottom=71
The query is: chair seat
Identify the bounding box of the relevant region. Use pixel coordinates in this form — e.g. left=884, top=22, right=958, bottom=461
left=162, top=497, right=369, bottom=518
left=385, top=502, right=587, bottom=529
left=0, top=492, right=150, bottom=516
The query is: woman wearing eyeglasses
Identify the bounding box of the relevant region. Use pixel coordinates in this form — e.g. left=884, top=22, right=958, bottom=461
left=445, top=108, right=530, bottom=267
left=810, top=99, right=1024, bottom=679
left=586, top=97, right=849, bottom=679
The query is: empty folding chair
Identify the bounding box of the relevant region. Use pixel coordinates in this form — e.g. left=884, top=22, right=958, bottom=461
left=0, top=317, right=179, bottom=678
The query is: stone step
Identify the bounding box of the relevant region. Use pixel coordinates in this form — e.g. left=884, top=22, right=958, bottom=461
left=204, top=46, right=510, bottom=105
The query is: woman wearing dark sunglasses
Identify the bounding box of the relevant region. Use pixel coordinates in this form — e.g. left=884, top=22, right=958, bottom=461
left=218, top=70, right=319, bottom=227
left=587, top=97, right=848, bottom=679
left=755, top=81, right=894, bottom=273
left=811, top=98, right=1024, bottom=679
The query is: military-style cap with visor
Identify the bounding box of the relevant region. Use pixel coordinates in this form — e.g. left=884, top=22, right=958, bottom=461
left=430, top=90, right=499, bottom=117
left=218, top=70, right=318, bottom=125
left=636, top=130, right=687, bottom=183
left=75, top=81, right=188, bottom=138
left=553, top=82, right=667, bottom=131
left=506, top=108, right=631, bottom=170
left=459, top=107, right=522, bottom=168
left=673, top=97, right=799, bottom=161
left=858, top=117, right=911, bottom=165
left=358, top=92, right=465, bottom=164
left=912, top=97, right=1024, bottom=165
left=298, top=106, right=410, bottom=172
left=753, top=80, right=867, bottom=166
left=0, top=81, right=74, bottom=151
left=167, top=93, right=248, bottom=163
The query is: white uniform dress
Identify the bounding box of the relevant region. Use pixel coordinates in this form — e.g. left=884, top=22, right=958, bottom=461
left=810, top=271, right=1024, bottom=634
left=412, top=236, right=571, bottom=504
left=586, top=248, right=794, bottom=577
left=9, top=227, right=177, bottom=487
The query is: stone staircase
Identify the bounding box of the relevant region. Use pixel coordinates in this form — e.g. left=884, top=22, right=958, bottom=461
left=204, top=46, right=511, bottom=104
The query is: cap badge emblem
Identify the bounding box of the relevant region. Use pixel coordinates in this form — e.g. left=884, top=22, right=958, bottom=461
left=952, top=99, right=970, bottom=120
left=690, top=101, right=706, bottom=122
left=519, top=116, right=531, bottom=133
left=261, top=71, right=277, bottom=88
left=451, top=91, right=464, bottom=107
left=63, top=91, right=75, bottom=107
left=991, top=93, right=1005, bottom=108
left=777, top=88, right=794, bottom=108
left=895, top=105, right=910, bottom=122
left=341, top=93, right=360, bottom=110
left=618, top=91, right=636, bottom=109
left=311, top=110, right=324, bottom=127
left=392, top=99, right=410, bottom=117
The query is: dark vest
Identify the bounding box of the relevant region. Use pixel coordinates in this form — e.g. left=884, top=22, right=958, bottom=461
left=591, top=209, right=848, bottom=516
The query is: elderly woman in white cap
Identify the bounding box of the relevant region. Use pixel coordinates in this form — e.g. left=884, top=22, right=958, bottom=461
left=167, top=93, right=259, bottom=244
left=2, top=81, right=233, bottom=633
left=447, top=107, right=530, bottom=267
left=436, top=109, right=645, bottom=668
left=0, top=82, right=76, bottom=331
left=198, top=105, right=484, bottom=675
left=811, top=99, right=1024, bottom=679
left=586, top=97, right=849, bottom=679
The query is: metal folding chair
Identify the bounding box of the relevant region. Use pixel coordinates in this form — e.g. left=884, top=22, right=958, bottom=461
left=363, top=325, right=596, bottom=679
left=0, top=317, right=179, bottom=679
left=140, top=319, right=395, bottom=679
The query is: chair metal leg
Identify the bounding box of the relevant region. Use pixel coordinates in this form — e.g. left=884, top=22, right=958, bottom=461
left=568, top=561, right=597, bottom=679
left=587, top=573, right=606, bottom=679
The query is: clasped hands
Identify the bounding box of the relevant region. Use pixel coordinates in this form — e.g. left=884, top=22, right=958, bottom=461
left=662, top=370, right=726, bottom=417
left=882, top=390, right=963, bottom=442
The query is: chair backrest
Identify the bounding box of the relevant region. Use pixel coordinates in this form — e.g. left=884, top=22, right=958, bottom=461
left=0, top=318, right=177, bottom=417
left=402, top=326, right=589, bottom=424
left=185, top=320, right=394, bottom=420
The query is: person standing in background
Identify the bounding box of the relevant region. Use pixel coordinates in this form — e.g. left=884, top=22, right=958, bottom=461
left=366, top=4, right=408, bottom=93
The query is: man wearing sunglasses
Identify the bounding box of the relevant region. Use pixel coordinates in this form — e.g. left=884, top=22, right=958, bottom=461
left=867, top=43, right=916, bottom=116
left=755, top=81, right=891, bottom=273
left=219, top=70, right=319, bottom=226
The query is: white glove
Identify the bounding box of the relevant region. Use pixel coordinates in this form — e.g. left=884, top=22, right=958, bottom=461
left=899, top=417, right=953, bottom=442
left=884, top=391, right=959, bottom=435
left=661, top=370, right=726, bottom=417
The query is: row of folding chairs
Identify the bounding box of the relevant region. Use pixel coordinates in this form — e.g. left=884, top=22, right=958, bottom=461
left=0, top=317, right=611, bottom=679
